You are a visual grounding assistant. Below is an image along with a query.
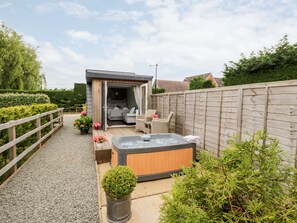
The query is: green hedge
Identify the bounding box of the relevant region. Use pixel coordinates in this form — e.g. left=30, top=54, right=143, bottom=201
left=0, top=83, right=86, bottom=111
left=0, top=103, right=58, bottom=124
left=0, top=93, right=50, bottom=108
left=223, top=36, right=297, bottom=86
left=0, top=103, right=58, bottom=182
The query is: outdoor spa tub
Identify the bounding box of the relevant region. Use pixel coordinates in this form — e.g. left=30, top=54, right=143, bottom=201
left=111, top=133, right=196, bottom=182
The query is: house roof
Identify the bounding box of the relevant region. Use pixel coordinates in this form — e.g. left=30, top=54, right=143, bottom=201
left=156, top=79, right=189, bottom=92
left=86, top=69, right=153, bottom=84
left=183, top=73, right=212, bottom=82
left=214, top=77, right=224, bottom=87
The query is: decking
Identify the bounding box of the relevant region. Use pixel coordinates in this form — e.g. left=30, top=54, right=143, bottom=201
left=93, top=126, right=142, bottom=142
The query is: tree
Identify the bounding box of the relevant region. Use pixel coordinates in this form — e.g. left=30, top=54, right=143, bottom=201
left=0, top=23, right=45, bottom=90
left=223, top=35, right=297, bottom=86
left=189, top=76, right=215, bottom=90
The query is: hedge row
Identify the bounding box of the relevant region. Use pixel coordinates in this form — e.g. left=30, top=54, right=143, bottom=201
left=223, top=64, right=297, bottom=86
left=0, top=83, right=86, bottom=111
left=0, top=93, right=50, bottom=108
left=0, top=103, right=58, bottom=124
left=0, top=103, right=58, bottom=181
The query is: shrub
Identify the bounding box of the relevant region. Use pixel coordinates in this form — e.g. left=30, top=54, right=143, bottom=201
left=0, top=103, right=57, bottom=124
left=0, top=103, right=58, bottom=178
left=0, top=93, right=50, bottom=108
left=189, top=76, right=216, bottom=90
left=153, top=88, right=166, bottom=94
left=223, top=35, right=297, bottom=86
left=102, top=166, right=137, bottom=200
left=73, top=116, right=92, bottom=131
left=0, top=83, right=86, bottom=111
left=160, top=131, right=297, bottom=222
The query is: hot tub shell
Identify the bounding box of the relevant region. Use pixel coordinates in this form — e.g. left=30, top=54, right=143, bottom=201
left=111, top=133, right=196, bottom=182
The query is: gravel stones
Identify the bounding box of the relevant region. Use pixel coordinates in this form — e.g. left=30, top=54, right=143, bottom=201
left=0, top=114, right=99, bottom=223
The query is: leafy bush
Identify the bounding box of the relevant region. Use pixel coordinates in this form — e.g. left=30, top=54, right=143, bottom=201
left=189, top=76, right=216, bottom=90
left=160, top=131, right=297, bottom=222
left=223, top=35, right=297, bottom=86
left=0, top=93, right=50, bottom=108
left=73, top=116, right=92, bottom=131
left=0, top=103, right=58, bottom=180
left=0, top=103, right=57, bottom=124
left=102, top=166, right=137, bottom=200
left=0, top=83, right=86, bottom=111
left=153, top=88, right=166, bottom=94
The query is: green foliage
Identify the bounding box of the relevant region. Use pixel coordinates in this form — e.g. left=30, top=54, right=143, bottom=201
left=0, top=83, right=86, bottom=111
left=0, top=23, right=45, bottom=90
left=73, top=115, right=92, bottom=131
left=0, top=103, right=58, bottom=175
left=189, top=77, right=216, bottom=90
left=223, top=35, right=297, bottom=86
left=153, top=88, right=166, bottom=94
left=0, top=93, right=50, bottom=108
left=160, top=131, right=297, bottom=223
left=102, top=166, right=137, bottom=200
left=0, top=103, right=57, bottom=124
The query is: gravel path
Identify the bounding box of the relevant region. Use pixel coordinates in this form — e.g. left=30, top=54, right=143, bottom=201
left=0, top=114, right=99, bottom=223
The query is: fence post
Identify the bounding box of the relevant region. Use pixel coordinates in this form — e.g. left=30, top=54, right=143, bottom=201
left=217, top=90, right=223, bottom=158
left=192, top=92, right=197, bottom=135
left=183, top=92, right=186, bottom=135
left=236, top=88, right=243, bottom=142
left=50, top=113, right=53, bottom=130
left=8, top=126, right=17, bottom=174
left=36, top=117, right=41, bottom=149
left=202, top=91, right=208, bottom=150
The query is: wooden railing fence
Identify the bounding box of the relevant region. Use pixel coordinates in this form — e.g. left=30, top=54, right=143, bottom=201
left=0, top=108, right=64, bottom=177
left=150, top=80, right=297, bottom=166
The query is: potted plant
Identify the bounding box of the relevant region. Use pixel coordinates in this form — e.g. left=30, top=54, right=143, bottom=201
left=93, top=122, right=101, bottom=130
left=74, top=115, right=92, bottom=134
left=93, top=135, right=108, bottom=149
left=102, top=166, right=137, bottom=222
left=81, top=110, right=87, bottom=116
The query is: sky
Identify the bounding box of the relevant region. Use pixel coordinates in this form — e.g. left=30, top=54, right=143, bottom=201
left=1, top=0, right=297, bottom=89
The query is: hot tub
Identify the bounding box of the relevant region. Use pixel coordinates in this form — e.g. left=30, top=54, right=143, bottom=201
left=111, top=133, right=196, bottom=182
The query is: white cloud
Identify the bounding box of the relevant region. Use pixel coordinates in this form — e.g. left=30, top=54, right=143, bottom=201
left=65, top=30, right=100, bottom=44
left=59, top=2, right=98, bottom=19
left=102, top=10, right=143, bottom=21
left=111, top=0, right=297, bottom=80
left=20, top=0, right=297, bottom=88
left=0, top=3, right=11, bottom=9
left=35, top=2, right=56, bottom=13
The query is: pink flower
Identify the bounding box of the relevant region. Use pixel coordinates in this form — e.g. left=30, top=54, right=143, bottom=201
left=81, top=111, right=87, bottom=116
left=93, top=135, right=108, bottom=143
left=93, top=122, right=101, bottom=128
left=152, top=114, right=159, bottom=119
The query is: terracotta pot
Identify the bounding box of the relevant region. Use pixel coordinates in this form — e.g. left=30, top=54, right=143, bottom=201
left=93, top=126, right=100, bottom=130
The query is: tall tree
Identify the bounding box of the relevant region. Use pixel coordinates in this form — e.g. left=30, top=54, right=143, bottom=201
left=0, top=23, right=45, bottom=90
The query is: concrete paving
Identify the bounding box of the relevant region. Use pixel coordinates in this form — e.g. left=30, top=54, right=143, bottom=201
left=97, top=163, right=174, bottom=223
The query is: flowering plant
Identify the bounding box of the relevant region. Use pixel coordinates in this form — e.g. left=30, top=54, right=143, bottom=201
left=152, top=114, right=159, bottom=119
left=93, top=135, right=108, bottom=143
left=93, top=122, right=101, bottom=128
left=74, top=116, right=93, bottom=130
left=81, top=111, right=87, bottom=116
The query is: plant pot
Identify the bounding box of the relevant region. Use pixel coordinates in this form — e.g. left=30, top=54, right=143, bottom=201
left=106, top=195, right=132, bottom=223
left=93, top=126, right=100, bottom=130
left=80, top=128, right=89, bottom=135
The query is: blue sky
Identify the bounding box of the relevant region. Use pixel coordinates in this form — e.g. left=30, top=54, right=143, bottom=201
left=1, top=0, right=297, bottom=89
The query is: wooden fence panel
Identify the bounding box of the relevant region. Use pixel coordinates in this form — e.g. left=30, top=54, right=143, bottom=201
left=150, top=80, right=297, bottom=166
